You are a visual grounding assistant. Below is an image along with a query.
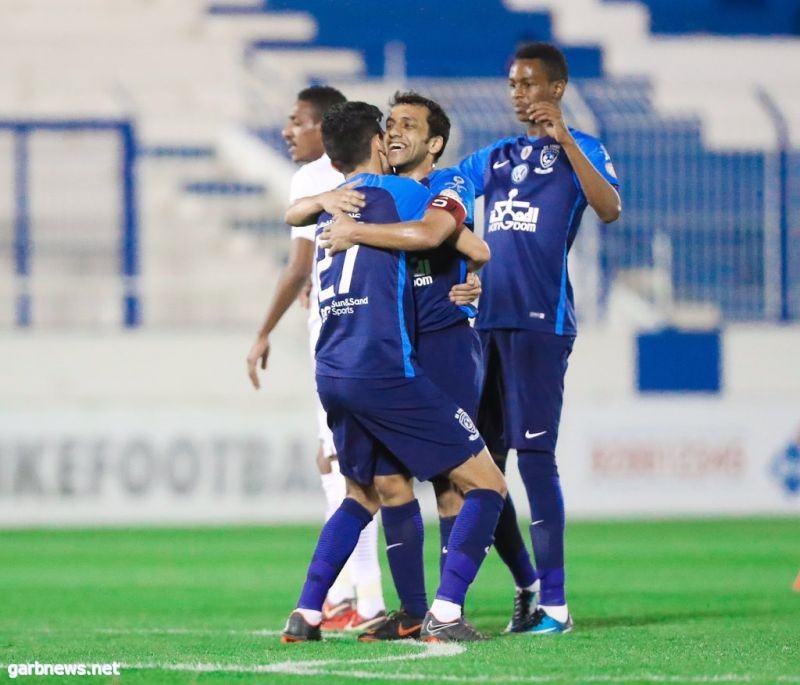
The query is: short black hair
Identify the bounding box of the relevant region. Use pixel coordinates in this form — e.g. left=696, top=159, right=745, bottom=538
left=322, top=102, right=383, bottom=174
left=297, top=85, right=347, bottom=121
left=389, top=91, right=451, bottom=161
left=514, top=42, right=569, bottom=83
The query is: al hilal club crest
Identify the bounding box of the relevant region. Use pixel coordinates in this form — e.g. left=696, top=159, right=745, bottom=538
left=535, top=144, right=560, bottom=175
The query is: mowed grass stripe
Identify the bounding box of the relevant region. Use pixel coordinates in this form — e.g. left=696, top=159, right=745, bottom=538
left=0, top=518, right=798, bottom=685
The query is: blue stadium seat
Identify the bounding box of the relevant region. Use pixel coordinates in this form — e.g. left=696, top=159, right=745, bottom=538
left=239, top=0, right=603, bottom=78
left=604, top=0, right=800, bottom=36
left=580, top=77, right=768, bottom=320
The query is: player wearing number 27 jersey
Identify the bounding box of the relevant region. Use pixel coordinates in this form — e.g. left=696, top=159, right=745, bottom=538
left=283, top=102, right=507, bottom=644
left=315, top=172, right=485, bottom=481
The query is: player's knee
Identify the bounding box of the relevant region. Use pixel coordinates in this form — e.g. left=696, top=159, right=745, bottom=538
left=448, top=450, right=507, bottom=498
left=476, top=462, right=508, bottom=498
left=344, top=480, right=380, bottom=514
left=374, top=474, right=414, bottom=507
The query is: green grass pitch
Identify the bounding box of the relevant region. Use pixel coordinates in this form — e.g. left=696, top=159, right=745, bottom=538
left=1, top=518, right=798, bottom=684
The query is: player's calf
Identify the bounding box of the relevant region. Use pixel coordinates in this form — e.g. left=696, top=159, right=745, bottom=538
left=426, top=449, right=507, bottom=632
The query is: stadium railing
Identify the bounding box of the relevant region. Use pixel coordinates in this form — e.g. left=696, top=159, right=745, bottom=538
left=0, top=119, right=139, bottom=328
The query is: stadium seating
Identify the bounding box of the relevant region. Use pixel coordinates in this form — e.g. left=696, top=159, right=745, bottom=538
left=0, top=0, right=798, bottom=327
left=246, top=0, right=604, bottom=78
left=605, top=0, right=800, bottom=36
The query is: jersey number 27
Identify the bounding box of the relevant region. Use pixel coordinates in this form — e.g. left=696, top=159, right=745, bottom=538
left=316, top=241, right=360, bottom=303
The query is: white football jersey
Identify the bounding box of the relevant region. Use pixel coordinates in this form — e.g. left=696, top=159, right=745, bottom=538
left=288, top=154, right=345, bottom=326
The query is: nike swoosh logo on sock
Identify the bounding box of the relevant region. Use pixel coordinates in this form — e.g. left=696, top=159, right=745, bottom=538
left=386, top=542, right=403, bottom=551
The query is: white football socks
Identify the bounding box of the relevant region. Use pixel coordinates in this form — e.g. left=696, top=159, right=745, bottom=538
left=296, top=608, right=322, bottom=626
left=540, top=604, right=569, bottom=623
left=520, top=579, right=540, bottom=593
left=429, top=599, right=461, bottom=623
left=348, top=518, right=385, bottom=619
left=320, top=461, right=353, bottom=605
left=320, top=460, right=346, bottom=521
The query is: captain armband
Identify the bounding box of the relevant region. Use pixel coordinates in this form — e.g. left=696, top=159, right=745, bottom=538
left=427, top=188, right=467, bottom=227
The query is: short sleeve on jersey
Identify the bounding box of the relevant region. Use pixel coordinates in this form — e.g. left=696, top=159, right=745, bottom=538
left=454, top=138, right=513, bottom=198
left=291, top=225, right=316, bottom=242
left=374, top=175, right=432, bottom=222
left=572, top=132, right=620, bottom=187
left=426, top=169, right=475, bottom=227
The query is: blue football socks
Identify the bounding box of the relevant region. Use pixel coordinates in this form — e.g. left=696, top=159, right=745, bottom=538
left=438, top=515, right=456, bottom=578
left=381, top=499, right=428, bottom=618
left=435, top=488, right=505, bottom=607
left=298, top=498, right=373, bottom=611
left=493, top=494, right=538, bottom=589
left=517, top=451, right=566, bottom=606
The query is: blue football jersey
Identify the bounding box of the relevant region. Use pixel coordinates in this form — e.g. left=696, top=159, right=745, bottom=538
left=455, top=129, right=619, bottom=335
left=314, top=173, right=431, bottom=379
left=410, top=167, right=477, bottom=333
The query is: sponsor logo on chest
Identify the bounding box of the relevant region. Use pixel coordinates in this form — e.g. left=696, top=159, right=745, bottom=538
left=488, top=189, right=539, bottom=233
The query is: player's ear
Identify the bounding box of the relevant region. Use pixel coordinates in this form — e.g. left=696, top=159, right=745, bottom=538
left=428, top=136, right=444, bottom=159
left=552, top=79, right=566, bottom=99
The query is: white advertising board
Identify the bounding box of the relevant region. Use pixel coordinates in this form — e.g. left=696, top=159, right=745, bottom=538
left=0, top=400, right=798, bottom=526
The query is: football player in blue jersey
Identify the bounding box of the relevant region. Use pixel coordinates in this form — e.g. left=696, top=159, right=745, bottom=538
left=319, top=91, right=541, bottom=636
left=453, top=42, right=622, bottom=635
left=281, top=102, right=508, bottom=644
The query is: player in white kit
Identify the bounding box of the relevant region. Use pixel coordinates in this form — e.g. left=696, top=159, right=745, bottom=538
left=247, top=86, right=385, bottom=631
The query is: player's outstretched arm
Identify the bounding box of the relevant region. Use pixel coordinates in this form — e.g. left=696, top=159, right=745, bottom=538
left=246, top=238, right=314, bottom=389
left=320, top=207, right=460, bottom=255
left=284, top=183, right=366, bottom=226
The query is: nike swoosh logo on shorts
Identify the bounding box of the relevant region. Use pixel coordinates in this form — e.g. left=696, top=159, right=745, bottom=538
left=525, top=430, right=547, bottom=439
left=493, top=160, right=510, bottom=169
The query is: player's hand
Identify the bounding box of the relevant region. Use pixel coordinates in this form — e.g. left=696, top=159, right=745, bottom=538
left=319, top=182, right=365, bottom=215
left=528, top=101, right=573, bottom=145
left=320, top=213, right=357, bottom=255
left=246, top=333, right=270, bottom=390
left=297, top=278, right=312, bottom=309
left=449, top=272, right=482, bottom=305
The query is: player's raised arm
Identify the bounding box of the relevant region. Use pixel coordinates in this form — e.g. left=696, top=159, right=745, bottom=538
left=284, top=182, right=366, bottom=226
left=528, top=101, right=621, bottom=223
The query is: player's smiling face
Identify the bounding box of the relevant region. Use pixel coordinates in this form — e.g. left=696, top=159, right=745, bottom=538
left=281, top=100, right=324, bottom=163
left=386, top=104, right=435, bottom=174
left=509, top=59, right=561, bottom=123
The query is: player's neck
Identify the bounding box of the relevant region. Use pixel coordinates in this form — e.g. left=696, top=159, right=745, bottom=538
left=398, top=161, right=434, bottom=182
left=345, top=160, right=383, bottom=179
left=526, top=122, right=547, bottom=139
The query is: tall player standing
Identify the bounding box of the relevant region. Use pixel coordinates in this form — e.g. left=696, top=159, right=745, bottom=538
left=246, top=86, right=386, bottom=631
left=455, top=42, right=621, bottom=634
